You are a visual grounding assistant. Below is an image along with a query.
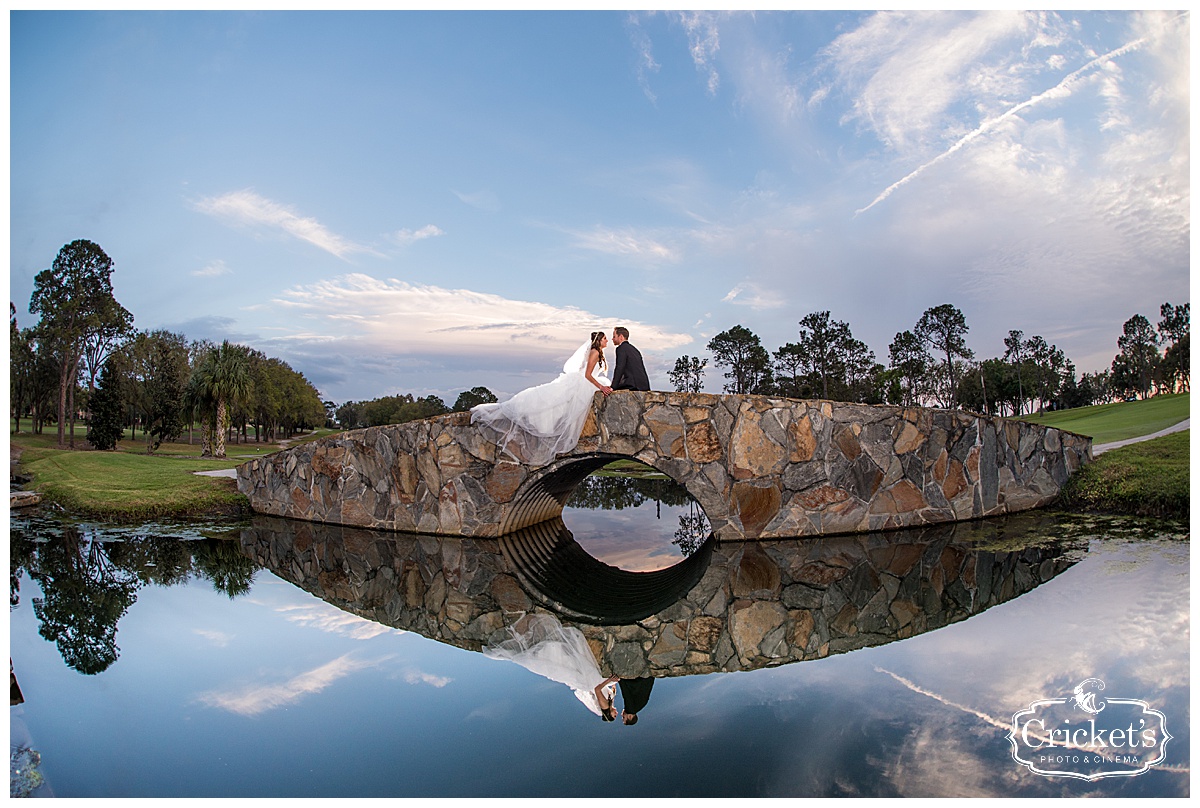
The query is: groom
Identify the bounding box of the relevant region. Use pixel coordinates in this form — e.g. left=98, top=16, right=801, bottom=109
left=610, top=327, right=651, bottom=391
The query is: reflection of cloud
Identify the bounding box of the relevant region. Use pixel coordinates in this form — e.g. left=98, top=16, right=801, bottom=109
left=276, top=602, right=398, bottom=640
left=197, top=653, right=391, bottom=716
left=194, top=189, right=377, bottom=259
left=193, top=628, right=232, bottom=647
left=393, top=225, right=444, bottom=246
left=402, top=670, right=451, bottom=688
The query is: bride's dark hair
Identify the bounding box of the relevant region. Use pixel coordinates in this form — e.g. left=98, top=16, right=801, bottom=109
left=589, top=331, right=607, bottom=369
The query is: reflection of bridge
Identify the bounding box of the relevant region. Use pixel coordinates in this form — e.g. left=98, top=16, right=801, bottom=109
left=240, top=512, right=1085, bottom=678
left=237, top=392, right=1091, bottom=541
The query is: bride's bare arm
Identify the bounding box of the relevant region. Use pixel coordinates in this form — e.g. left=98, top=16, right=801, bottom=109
left=586, top=349, right=613, bottom=396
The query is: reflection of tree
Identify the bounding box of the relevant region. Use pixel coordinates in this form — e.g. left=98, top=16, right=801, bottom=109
left=13, top=519, right=261, bottom=674
left=191, top=539, right=258, bottom=598
left=567, top=474, right=694, bottom=511
left=29, top=526, right=142, bottom=675
left=673, top=501, right=711, bottom=557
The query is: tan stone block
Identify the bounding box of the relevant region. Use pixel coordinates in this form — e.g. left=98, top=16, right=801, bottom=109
left=732, top=482, right=782, bottom=537
left=687, top=616, right=724, bottom=652
left=490, top=574, right=532, bottom=613
left=965, top=445, right=980, bottom=481
left=732, top=544, right=782, bottom=596
left=793, top=484, right=850, bottom=510
left=685, top=420, right=723, bottom=463
left=833, top=425, right=862, bottom=460
left=789, top=610, right=815, bottom=651
left=730, top=600, right=787, bottom=661
left=941, top=458, right=968, bottom=500
left=731, top=411, right=788, bottom=476
left=485, top=462, right=526, bottom=502
left=893, top=421, right=924, bottom=454
left=790, top=416, right=817, bottom=462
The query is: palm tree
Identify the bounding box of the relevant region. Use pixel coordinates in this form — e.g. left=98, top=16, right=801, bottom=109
left=190, top=341, right=251, bottom=458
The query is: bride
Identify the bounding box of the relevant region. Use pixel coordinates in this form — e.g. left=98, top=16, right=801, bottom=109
left=470, top=331, right=612, bottom=465
left=484, top=612, right=617, bottom=719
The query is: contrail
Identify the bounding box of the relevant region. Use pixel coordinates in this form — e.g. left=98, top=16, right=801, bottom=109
left=854, top=24, right=1170, bottom=216
left=875, top=667, right=1189, bottom=775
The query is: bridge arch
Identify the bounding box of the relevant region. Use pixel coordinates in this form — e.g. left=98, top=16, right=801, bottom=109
left=237, top=391, right=1091, bottom=541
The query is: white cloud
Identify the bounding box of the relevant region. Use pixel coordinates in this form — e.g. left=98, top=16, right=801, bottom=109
left=193, top=628, right=232, bottom=646
left=192, top=259, right=231, bottom=278
left=677, top=11, right=721, bottom=95
left=193, top=189, right=377, bottom=259
left=266, top=273, right=694, bottom=366
left=453, top=188, right=500, bottom=212
left=566, top=226, right=679, bottom=264
left=393, top=224, right=445, bottom=246
left=722, top=282, right=787, bottom=311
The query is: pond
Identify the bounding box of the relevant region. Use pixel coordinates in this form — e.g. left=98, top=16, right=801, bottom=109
left=8, top=474, right=1190, bottom=798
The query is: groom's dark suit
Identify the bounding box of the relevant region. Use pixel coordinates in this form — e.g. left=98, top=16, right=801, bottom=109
left=612, top=341, right=651, bottom=391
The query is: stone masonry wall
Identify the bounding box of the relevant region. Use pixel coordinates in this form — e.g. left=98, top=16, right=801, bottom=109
left=237, top=392, right=1092, bottom=541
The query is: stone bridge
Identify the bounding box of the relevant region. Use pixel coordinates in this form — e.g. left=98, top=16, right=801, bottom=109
left=236, top=391, right=1091, bottom=542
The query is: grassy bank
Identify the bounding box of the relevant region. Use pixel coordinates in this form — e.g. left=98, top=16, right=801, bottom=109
left=15, top=446, right=249, bottom=520
left=1016, top=392, right=1188, bottom=444
left=10, top=425, right=337, bottom=520
left=1055, top=431, right=1189, bottom=519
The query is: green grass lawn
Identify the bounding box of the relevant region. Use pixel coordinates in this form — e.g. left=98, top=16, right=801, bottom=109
left=1015, top=392, right=1189, bottom=444
left=8, top=422, right=336, bottom=519
left=15, top=445, right=248, bottom=520
left=1055, top=430, right=1189, bottom=519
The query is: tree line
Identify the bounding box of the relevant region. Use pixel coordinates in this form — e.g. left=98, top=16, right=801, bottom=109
left=10, top=239, right=327, bottom=457
left=671, top=302, right=1189, bottom=415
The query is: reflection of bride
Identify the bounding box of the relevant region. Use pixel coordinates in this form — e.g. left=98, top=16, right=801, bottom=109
left=484, top=613, right=615, bottom=717
left=470, top=332, right=612, bottom=465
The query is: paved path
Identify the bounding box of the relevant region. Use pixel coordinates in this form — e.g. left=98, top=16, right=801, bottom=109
left=1092, top=419, right=1190, bottom=456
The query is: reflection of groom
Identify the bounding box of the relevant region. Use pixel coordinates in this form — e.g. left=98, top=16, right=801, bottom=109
left=611, top=327, right=651, bottom=391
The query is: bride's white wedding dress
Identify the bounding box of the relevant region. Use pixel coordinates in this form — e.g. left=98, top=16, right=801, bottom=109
left=483, top=613, right=614, bottom=716
left=470, top=340, right=609, bottom=465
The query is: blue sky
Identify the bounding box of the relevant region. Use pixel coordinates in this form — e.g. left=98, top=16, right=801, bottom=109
left=8, top=10, right=1191, bottom=404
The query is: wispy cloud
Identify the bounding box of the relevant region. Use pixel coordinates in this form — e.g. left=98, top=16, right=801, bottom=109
left=401, top=670, right=451, bottom=688
left=192, top=259, right=232, bottom=278
left=452, top=189, right=500, bottom=212
left=267, top=273, right=693, bottom=364
left=392, top=224, right=445, bottom=246
left=625, top=13, right=661, bottom=103
left=566, top=225, right=679, bottom=264
left=196, top=653, right=391, bottom=716
left=193, top=628, right=232, bottom=646
left=856, top=23, right=1164, bottom=214
left=193, top=189, right=377, bottom=259
left=678, top=11, right=722, bottom=95
left=722, top=282, right=786, bottom=310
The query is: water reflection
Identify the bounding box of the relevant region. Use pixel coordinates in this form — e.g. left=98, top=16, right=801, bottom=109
left=238, top=512, right=1085, bottom=679
left=9, top=516, right=257, bottom=675
left=563, top=471, right=711, bottom=571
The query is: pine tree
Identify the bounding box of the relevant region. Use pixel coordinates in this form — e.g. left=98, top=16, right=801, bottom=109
left=87, top=359, right=125, bottom=451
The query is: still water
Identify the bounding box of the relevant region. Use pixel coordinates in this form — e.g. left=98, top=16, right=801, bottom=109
left=8, top=475, right=1190, bottom=798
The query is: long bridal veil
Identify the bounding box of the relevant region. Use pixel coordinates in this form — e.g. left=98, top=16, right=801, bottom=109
left=483, top=613, right=612, bottom=716
left=470, top=340, right=608, bottom=466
